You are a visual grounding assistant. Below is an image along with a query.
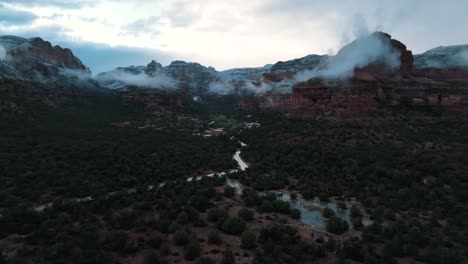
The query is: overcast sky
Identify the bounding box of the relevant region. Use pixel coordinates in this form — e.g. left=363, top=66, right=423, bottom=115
left=1, top=0, right=467, bottom=74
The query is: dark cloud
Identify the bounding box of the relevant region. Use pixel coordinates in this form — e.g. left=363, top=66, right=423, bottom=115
left=0, top=4, right=38, bottom=25
left=1, top=0, right=96, bottom=9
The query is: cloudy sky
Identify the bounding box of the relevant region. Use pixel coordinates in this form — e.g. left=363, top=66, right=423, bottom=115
left=1, top=0, right=467, bottom=74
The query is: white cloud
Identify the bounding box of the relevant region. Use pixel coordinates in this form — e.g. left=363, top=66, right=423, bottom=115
left=1, top=0, right=467, bottom=72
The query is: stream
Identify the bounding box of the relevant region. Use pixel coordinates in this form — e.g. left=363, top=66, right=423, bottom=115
left=227, top=142, right=350, bottom=230
left=31, top=141, right=349, bottom=230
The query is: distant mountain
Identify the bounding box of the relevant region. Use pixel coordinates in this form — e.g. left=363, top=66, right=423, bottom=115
left=96, top=60, right=218, bottom=93
left=96, top=59, right=275, bottom=94
left=414, top=45, right=468, bottom=69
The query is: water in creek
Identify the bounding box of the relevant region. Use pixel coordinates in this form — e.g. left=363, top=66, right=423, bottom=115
left=230, top=146, right=350, bottom=230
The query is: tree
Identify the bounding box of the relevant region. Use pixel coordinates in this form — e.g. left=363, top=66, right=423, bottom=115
left=177, top=211, right=189, bottom=225
left=222, top=248, right=235, bottom=264
left=350, top=205, right=361, bottom=218
left=224, top=186, right=235, bottom=197
left=208, top=230, right=221, bottom=245
left=290, top=193, right=297, bottom=200
left=322, top=208, right=335, bottom=218
left=195, top=256, right=214, bottom=264
left=290, top=208, right=301, bottom=219
left=184, top=239, right=201, bottom=261
left=238, top=208, right=254, bottom=221
left=326, top=216, right=349, bottom=235
left=222, top=217, right=246, bottom=235
left=207, top=208, right=228, bottom=222
left=173, top=230, right=189, bottom=245
left=102, top=232, right=128, bottom=251
left=145, top=253, right=162, bottom=264
left=337, top=201, right=347, bottom=210
left=272, top=199, right=290, bottom=214
left=241, top=231, right=257, bottom=249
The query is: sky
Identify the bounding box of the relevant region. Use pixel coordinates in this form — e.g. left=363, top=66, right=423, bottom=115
left=0, top=0, right=467, bottom=74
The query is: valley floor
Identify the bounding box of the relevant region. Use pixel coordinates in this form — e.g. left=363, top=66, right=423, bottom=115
left=0, top=99, right=467, bottom=264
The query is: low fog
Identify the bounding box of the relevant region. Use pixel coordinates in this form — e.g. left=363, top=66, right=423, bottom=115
left=0, top=45, right=6, bottom=60
left=97, top=70, right=178, bottom=90
left=451, top=49, right=468, bottom=67
left=295, top=33, right=400, bottom=82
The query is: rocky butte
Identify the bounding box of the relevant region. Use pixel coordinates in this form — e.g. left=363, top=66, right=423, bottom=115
left=0, top=36, right=103, bottom=107
left=1, top=32, right=468, bottom=117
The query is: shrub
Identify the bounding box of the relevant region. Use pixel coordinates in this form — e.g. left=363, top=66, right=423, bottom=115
left=326, top=216, right=349, bottom=234
left=350, top=205, right=362, bottom=218
left=224, top=186, right=235, bottom=197
left=184, top=239, right=201, bottom=261
left=290, top=208, right=301, bottom=219
left=173, top=230, right=189, bottom=245
left=337, top=201, right=347, bottom=210
left=208, top=230, right=221, bottom=245
left=177, top=211, right=189, bottom=225
left=322, top=208, right=335, bottom=218
left=222, top=217, right=246, bottom=235
left=195, top=256, right=214, bottom=264
left=241, top=231, right=257, bottom=249
left=237, top=208, right=254, bottom=221
left=207, top=208, right=228, bottom=222
left=222, top=248, right=235, bottom=264
left=102, top=232, right=128, bottom=251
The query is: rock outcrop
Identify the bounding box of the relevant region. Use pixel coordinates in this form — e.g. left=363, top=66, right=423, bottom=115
left=237, top=33, right=468, bottom=117
left=414, top=45, right=468, bottom=69
left=0, top=35, right=91, bottom=82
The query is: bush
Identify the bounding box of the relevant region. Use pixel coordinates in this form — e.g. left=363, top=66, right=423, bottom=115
left=350, top=205, right=362, bottom=218
left=177, top=211, right=189, bottom=225
left=290, top=193, right=297, bottom=200
left=326, top=216, right=349, bottom=234
left=145, top=253, right=162, bottom=264
left=259, top=200, right=273, bottom=213
left=222, top=248, right=235, bottom=264
left=337, top=201, right=347, bottom=210
left=322, top=208, right=335, bottom=218
left=222, top=217, right=246, bottom=235
left=208, top=230, right=221, bottom=245
left=224, top=186, right=235, bottom=197
left=207, top=208, right=228, bottom=222
left=173, top=230, right=189, bottom=245
left=102, top=232, right=128, bottom=251
left=272, top=199, right=290, bottom=214
left=238, top=208, right=254, bottom=221
left=195, top=256, right=214, bottom=264
left=241, top=231, right=257, bottom=249
left=184, top=239, right=201, bottom=261
left=290, top=208, right=301, bottom=219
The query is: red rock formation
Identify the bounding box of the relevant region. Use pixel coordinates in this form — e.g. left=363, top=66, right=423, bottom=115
left=120, top=88, right=184, bottom=112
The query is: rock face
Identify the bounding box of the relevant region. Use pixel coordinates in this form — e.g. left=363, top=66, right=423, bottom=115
left=0, top=35, right=91, bottom=82
left=218, top=65, right=272, bottom=82
left=237, top=32, right=468, bottom=116
left=120, top=87, right=184, bottom=112
left=97, top=60, right=218, bottom=93
left=414, top=45, right=468, bottom=69
left=270, top=54, right=328, bottom=73
left=164, top=60, right=217, bottom=93
left=0, top=35, right=102, bottom=108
